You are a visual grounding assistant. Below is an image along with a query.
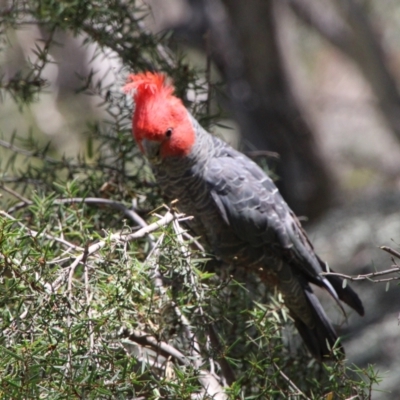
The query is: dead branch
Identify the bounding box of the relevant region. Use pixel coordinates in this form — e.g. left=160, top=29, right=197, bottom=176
left=273, top=361, right=311, bottom=400
left=125, top=330, right=227, bottom=400
left=381, top=246, right=400, bottom=260
left=321, top=266, right=400, bottom=283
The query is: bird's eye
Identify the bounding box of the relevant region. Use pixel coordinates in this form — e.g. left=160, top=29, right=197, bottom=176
left=165, top=128, right=173, bottom=138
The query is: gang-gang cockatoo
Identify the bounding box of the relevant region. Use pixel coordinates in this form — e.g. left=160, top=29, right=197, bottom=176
left=124, top=72, right=364, bottom=361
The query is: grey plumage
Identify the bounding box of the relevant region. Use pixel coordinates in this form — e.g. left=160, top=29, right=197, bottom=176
left=151, top=113, right=364, bottom=361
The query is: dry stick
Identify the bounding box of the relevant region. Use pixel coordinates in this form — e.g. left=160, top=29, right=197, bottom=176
left=207, top=324, right=236, bottom=386
left=4, top=197, right=157, bottom=265
left=321, top=266, right=400, bottom=283
left=273, top=362, right=311, bottom=400
left=0, top=184, right=31, bottom=204
left=126, top=331, right=227, bottom=400
left=6, top=196, right=157, bottom=261
left=381, top=246, right=400, bottom=260
left=84, top=253, right=95, bottom=353
left=142, top=229, right=206, bottom=370
left=128, top=330, right=192, bottom=367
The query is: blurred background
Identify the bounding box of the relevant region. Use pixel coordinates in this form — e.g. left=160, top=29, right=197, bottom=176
left=1, top=0, right=400, bottom=397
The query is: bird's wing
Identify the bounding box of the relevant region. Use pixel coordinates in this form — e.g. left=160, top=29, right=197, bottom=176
left=205, top=140, right=326, bottom=283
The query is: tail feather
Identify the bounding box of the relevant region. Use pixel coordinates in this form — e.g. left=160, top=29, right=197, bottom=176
left=326, top=273, right=364, bottom=316
left=292, top=288, right=343, bottom=361
left=277, top=265, right=345, bottom=360
left=316, top=258, right=364, bottom=316
left=271, top=260, right=363, bottom=360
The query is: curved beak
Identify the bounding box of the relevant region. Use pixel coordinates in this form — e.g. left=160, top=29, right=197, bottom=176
left=141, top=138, right=162, bottom=164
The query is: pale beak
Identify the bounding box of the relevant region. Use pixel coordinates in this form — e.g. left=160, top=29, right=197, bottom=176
left=141, top=138, right=162, bottom=164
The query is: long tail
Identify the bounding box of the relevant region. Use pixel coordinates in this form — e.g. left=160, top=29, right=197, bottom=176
left=265, top=260, right=363, bottom=360
left=316, top=258, right=364, bottom=317
left=325, top=273, right=364, bottom=316
left=277, top=267, right=344, bottom=361
left=291, top=287, right=343, bottom=361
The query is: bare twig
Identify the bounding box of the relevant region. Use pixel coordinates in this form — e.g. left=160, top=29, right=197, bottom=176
left=84, top=255, right=95, bottom=353
left=1, top=211, right=182, bottom=344
left=246, top=150, right=280, bottom=160
left=273, top=362, right=311, bottom=400
left=207, top=324, right=236, bottom=386
left=144, top=220, right=204, bottom=370
left=126, top=330, right=227, bottom=400
left=321, top=266, right=400, bottom=283
left=132, top=213, right=230, bottom=394
left=321, top=245, right=400, bottom=284
left=126, top=330, right=191, bottom=367
left=0, top=184, right=31, bottom=204
left=381, top=246, right=400, bottom=260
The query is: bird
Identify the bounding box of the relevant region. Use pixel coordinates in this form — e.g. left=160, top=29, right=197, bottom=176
left=123, top=71, right=364, bottom=361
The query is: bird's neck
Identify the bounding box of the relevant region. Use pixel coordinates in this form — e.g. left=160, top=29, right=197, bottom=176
left=154, top=114, right=215, bottom=177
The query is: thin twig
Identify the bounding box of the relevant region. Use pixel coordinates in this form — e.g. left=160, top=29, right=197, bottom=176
left=0, top=184, right=31, bottom=204
left=381, top=246, right=400, bottom=260
left=207, top=324, right=236, bottom=386
left=273, top=362, right=311, bottom=400
left=321, top=266, right=400, bottom=283
left=135, top=213, right=229, bottom=395
left=126, top=330, right=227, bottom=400
left=246, top=150, right=280, bottom=160
left=171, top=219, right=203, bottom=368
left=1, top=211, right=182, bottom=346
left=84, top=252, right=95, bottom=353
left=127, top=330, right=191, bottom=366
left=181, top=230, right=206, bottom=253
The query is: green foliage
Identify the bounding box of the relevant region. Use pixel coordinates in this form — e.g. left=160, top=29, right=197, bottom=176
left=0, top=0, right=381, bottom=398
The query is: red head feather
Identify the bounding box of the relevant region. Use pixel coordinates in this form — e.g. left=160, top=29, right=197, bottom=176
left=124, top=72, right=195, bottom=159
left=123, top=72, right=173, bottom=105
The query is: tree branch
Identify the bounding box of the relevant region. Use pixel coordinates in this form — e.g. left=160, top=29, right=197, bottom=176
left=125, top=330, right=227, bottom=400
left=321, top=266, right=400, bottom=283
